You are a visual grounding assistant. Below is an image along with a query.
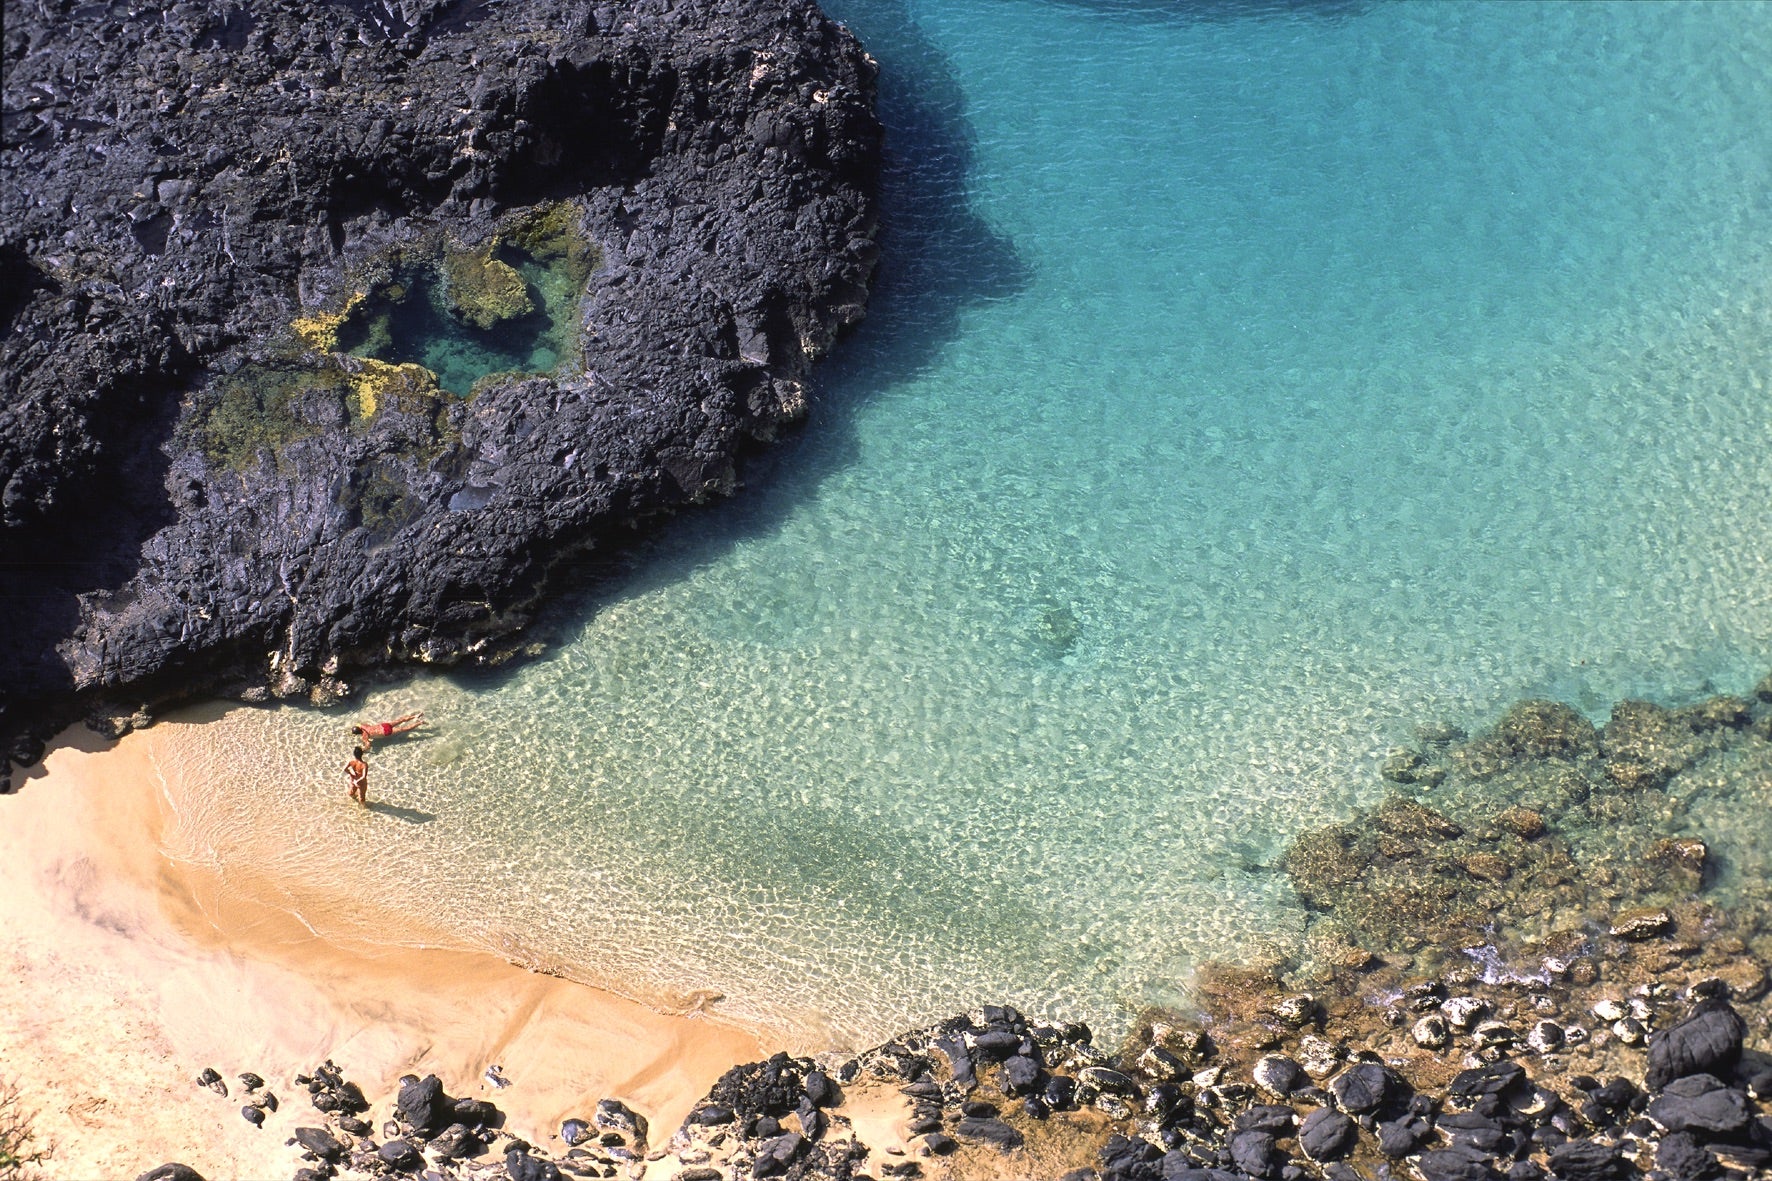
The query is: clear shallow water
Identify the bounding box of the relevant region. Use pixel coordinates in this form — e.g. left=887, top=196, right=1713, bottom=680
left=338, top=248, right=579, bottom=394
left=161, top=1, right=1772, bottom=1047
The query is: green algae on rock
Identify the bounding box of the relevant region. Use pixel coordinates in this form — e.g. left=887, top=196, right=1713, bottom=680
left=1282, top=685, right=1772, bottom=971
left=440, top=246, right=535, bottom=332
left=322, top=203, right=597, bottom=397
left=188, top=361, right=354, bottom=473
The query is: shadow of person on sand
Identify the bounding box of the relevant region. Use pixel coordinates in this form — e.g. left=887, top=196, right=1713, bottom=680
left=367, top=801, right=438, bottom=824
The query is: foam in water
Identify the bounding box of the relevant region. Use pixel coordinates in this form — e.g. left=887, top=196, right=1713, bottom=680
left=156, top=0, right=1772, bottom=1048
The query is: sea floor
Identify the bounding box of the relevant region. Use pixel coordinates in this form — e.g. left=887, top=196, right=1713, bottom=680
left=134, top=0, right=1772, bottom=1047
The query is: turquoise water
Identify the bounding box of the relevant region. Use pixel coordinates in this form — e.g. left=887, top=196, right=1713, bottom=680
left=167, top=1, right=1772, bottom=1047
left=338, top=253, right=573, bottom=394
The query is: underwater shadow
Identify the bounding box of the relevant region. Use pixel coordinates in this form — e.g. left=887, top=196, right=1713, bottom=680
left=451, top=0, right=1034, bottom=680
left=368, top=801, right=439, bottom=824
left=815, top=0, right=1032, bottom=395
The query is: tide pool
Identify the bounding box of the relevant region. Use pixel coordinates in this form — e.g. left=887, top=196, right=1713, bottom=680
left=159, top=0, right=1772, bottom=1046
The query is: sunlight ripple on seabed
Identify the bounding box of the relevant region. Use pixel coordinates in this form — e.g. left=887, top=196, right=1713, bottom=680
left=151, top=0, right=1772, bottom=1048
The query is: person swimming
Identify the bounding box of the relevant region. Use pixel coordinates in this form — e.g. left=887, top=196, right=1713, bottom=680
left=351, top=711, right=424, bottom=748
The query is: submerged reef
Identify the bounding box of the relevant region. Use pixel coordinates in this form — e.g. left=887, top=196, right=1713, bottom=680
left=0, top=0, right=880, bottom=766
left=1281, top=684, right=1772, bottom=976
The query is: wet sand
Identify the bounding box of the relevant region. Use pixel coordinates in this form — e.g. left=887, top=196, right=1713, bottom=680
left=0, top=713, right=766, bottom=1179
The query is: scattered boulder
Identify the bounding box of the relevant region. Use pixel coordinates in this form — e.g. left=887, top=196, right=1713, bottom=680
left=593, top=1097, right=648, bottom=1146
left=395, top=1073, right=450, bottom=1135
left=504, top=1148, right=565, bottom=1181
left=135, top=1167, right=207, bottom=1181
left=751, top=1131, right=806, bottom=1176
left=1646, top=1075, right=1753, bottom=1138
left=1228, top=1130, right=1282, bottom=1178
left=804, top=1070, right=840, bottom=1108
left=1328, top=1061, right=1393, bottom=1113
left=1252, top=1055, right=1305, bottom=1097
left=972, top=1029, right=1022, bottom=1061
left=955, top=1115, right=1024, bottom=1151
left=1448, top=1062, right=1527, bottom=1102
left=1298, top=1108, right=1357, bottom=1161
left=1547, top=1139, right=1627, bottom=1181
left=377, top=1138, right=423, bottom=1171
left=1645, top=1002, right=1747, bottom=1089
left=1377, top=1115, right=1434, bottom=1157
left=1418, top=1145, right=1503, bottom=1181
left=1001, top=1053, right=1045, bottom=1096
left=1656, top=1131, right=1719, bottom=1181
left=451, top=1096, right=502, bottom=1127
left=1235, top=1105, right=1296, bottom=1135
left=1079, top=1066, right=1141, bottom=1098
left=293, top=1127, right=346, bottom=1162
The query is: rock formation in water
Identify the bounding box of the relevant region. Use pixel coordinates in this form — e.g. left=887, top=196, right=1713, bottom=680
left=0, top=0, right=881, bottom=770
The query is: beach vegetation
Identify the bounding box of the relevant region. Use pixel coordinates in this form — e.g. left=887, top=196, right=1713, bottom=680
left=0, top=1077, right=52, bottom=1179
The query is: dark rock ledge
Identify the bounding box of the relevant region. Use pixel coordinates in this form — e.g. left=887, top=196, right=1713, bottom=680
left=0, top=0, right=881, bottom=776
left=131, top=674, right=1772, bottom=1181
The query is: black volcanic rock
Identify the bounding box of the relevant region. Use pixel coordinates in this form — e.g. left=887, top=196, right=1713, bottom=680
left=135, top=1167, right=207, bottom=1181
left=1298, top=1108, right=1357, bottom=1161
left=1647, top=1075, right=1753, bottom=1138
left=1328, top=1061, right=1394, bottom=1113
left=1, top=0, right=879, bottom=754
left=1547, top=1140, right=1627, bottom=1181
left=1418, top=1145, right=1503, bottom=1181
left=955, top=1115, right=1024, bottom=1151
left=394, top=1073, right=450, bottom=1134
left=293, top=1126, right=346, bottom=1162
left=1645, top=1003, right=1748, bottom=1090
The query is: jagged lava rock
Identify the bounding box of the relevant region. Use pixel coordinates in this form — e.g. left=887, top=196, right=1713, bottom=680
left=0, top=0, right=880, bottom=754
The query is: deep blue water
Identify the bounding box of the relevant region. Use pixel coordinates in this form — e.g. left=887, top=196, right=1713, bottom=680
left=173, top=1, right=1772, bottom=1046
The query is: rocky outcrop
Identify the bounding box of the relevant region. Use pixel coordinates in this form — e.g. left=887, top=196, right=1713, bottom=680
left=0, top=0, right=880, bottom=767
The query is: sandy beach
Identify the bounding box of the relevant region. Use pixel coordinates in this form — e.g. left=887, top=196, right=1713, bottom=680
left=0, top=715, right=767, bottom=1180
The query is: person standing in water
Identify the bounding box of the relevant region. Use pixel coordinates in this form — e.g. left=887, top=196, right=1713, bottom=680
left=351, top=711, right=424, bottom=749
left=345, top=747, right=369, bottom=806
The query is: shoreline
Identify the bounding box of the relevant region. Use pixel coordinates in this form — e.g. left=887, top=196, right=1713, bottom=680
left=3, top=676, right=1769, bottom=1179
left=0, top=720, right=768, bottom=1179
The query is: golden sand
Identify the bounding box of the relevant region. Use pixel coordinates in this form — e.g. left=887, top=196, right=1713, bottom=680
left=0, top=716, right=765, bottom=1179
